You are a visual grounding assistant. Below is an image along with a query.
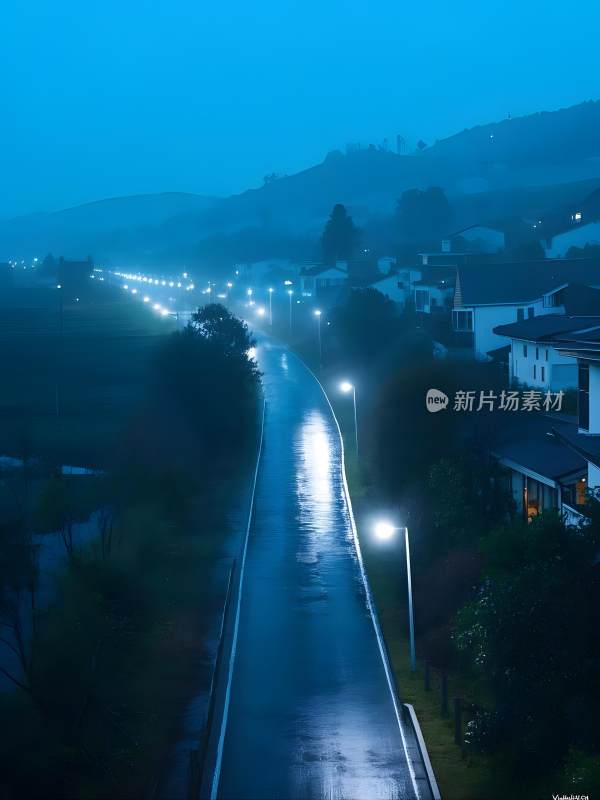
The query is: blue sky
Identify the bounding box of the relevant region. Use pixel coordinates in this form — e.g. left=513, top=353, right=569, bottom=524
left=2, top=0, right=599, bottom=217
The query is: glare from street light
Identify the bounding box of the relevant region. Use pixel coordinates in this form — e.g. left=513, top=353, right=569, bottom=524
left=268, top=287, right=274, bottom=293
left=374, top=521, right=396, bottom=541
left=256, top=306, right=266, bottom=317
left=340, top=381, right=353, bottom=393
left=247, top=288, right=253, bottom=296
left=287, top=289, right=293, bottom=296
left=314, top=309, right=322, bottom=317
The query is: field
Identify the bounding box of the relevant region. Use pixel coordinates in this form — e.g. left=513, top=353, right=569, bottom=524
left=0, top=286, right=175, bottom=466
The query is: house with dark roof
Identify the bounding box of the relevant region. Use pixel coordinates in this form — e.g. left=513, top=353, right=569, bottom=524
left=452, top=258, right=600, bottom=359
left=489, top=413, right=588, bottom=523
left=552, top=332, right=600, bottom=501
left=493, top=313, right=600, bottom=390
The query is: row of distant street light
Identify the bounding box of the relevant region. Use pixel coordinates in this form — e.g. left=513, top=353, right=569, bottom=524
left=107, top=269, right=197, bottom=318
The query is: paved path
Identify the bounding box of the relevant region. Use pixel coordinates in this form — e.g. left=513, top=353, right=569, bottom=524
left=216, top=339, right=424, bottom=800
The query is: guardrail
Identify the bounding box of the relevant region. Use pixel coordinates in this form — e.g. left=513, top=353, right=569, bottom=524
left=195, top=397, right=267, bottom=800
left=404, top=703, right=442, bottom=800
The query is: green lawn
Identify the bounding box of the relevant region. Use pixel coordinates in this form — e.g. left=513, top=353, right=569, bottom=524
left=0, top=288, right=175, bottom=466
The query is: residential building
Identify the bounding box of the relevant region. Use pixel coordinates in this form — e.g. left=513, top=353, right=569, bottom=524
left=413, top=267, right=455, bottom=315
left=299, top=263, right=347, bottom=297
left=542, top=221, right=600, bottom=258
left=369, top=267, right=421, bottom=307
left=493, top=314, right=600, bottom=390
left=490, top=414, right=588, bottom=522
left=450, top=224, right=506, bottom=254
left=452, top=259, right=600, bottom=360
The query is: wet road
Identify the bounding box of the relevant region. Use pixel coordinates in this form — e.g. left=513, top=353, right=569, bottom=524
left=216, top=339, right=421, bottom=800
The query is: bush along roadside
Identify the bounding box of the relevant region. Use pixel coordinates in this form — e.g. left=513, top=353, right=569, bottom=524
left=0, top=305, right=261, bottom=799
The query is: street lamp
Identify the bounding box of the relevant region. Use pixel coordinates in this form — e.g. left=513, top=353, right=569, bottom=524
left=340, top=381, right=359, bottom=457
left=268, top=287, right=274, bottom=325
left=374, top=521, right=416, bottom=672
left=256, top=306, right=266, bottom=318
left=314, top=309, right=323, bottom=366
left=55, top=283, right=64, bottom=418
left=287, top=289, right=294, bottom=330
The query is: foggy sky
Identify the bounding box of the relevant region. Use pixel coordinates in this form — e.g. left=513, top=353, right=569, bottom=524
left=2, top=0, right=599, bottom=218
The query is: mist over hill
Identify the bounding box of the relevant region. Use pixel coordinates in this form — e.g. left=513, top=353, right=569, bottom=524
left=3, top=101, right=600, bottom=269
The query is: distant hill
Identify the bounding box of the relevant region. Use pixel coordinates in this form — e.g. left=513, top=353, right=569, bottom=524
left=3, top=101, right=600, bottom=266
left=426, top=100, right=600, bottom=171
left=0, top=193, right=216, bottom=260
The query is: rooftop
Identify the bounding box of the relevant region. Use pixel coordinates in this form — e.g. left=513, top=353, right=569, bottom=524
left=456, top=258, right=600, bottom=306
left=493, top=313, right=600, bottom=342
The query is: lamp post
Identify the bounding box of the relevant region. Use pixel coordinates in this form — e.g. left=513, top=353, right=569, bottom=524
left=340, top=381, right=359, bottom=457
left=268, top=287, right=274, bottom=325
left=374, top=521, right=416, bottom=672
left=314, top=309, right=322, bottom=366
left=287, top=289, right=293, bottom=330
left=55, top=283, right=63, bottom=418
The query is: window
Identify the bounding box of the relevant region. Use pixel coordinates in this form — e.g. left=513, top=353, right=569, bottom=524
left=523, top=344, right=528, bottom=357
left=528, top=307, right=535, bottom=319
left=535, top=347, right=539, bottom=360
left=533, top=364, right=537, bottom=380
left=545, top=349, right=549, bottom=361
left=517, top=308, right=525, bottom=321
left=415, top=289, right=429, bottom=311
left=579, top=362, right=590, bottom=430
left=541, top=366, right=545, bottom=382
left=453, top=309, right=473, bottom=331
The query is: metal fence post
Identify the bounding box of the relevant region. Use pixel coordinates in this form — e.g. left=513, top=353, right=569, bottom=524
left=441, top=673, right=449, bottom=717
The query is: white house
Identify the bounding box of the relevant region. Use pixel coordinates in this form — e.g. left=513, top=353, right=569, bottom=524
left=370, top=267, right=422, bottom=307
left=543, top=221, right=600, bottom=258
left=450, top=225, right=506, bottom=254
left=452, top=259, right=600, bottom=360
left=413, top=267, right=456, bottom=315
left=493, top=315, right=600, bottom=390
left=299, top=263, right=347, bottom=296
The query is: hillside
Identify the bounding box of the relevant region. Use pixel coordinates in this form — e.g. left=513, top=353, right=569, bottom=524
left=2, top=101, right=600, bottom=266
left=426, top=100, right=600, bottom=168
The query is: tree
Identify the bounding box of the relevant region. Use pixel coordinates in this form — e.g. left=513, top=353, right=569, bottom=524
left=396, top=187, right=452, bottom=246
left=190, top=303, right=257, bottom=363
left=327, top=288, right=415, bottom=371
left=454, top=512, right=600, bottom=774
left=321, top=204, right=360, bottom=265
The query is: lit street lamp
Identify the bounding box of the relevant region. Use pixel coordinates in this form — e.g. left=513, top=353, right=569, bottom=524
left=268, top=287, right=274, bottom=325
left=374, top=521, right=416, bottom=672
left=340, top=380, right=359, bottom=457
left=314, top=309, right=322, bottom=366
